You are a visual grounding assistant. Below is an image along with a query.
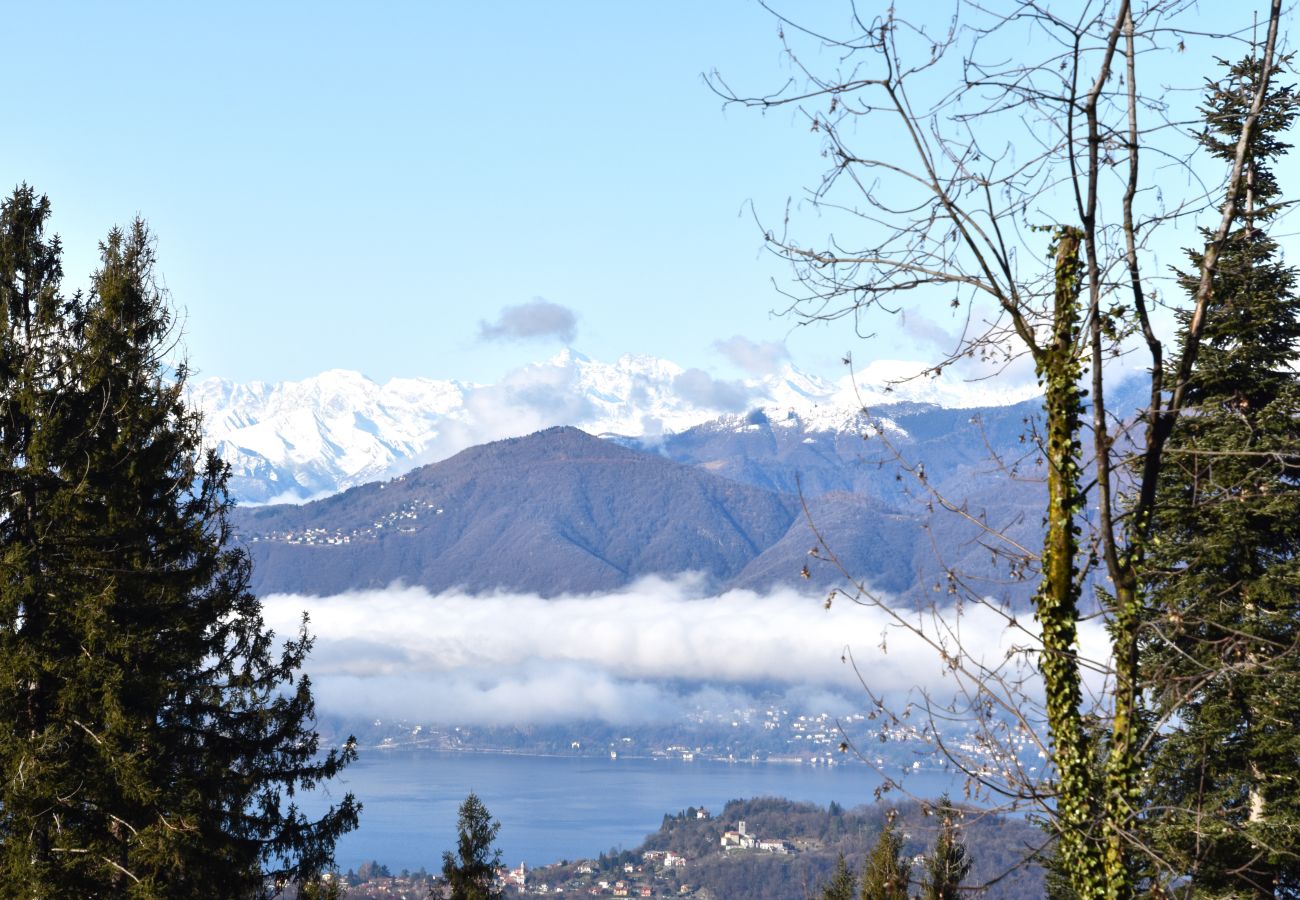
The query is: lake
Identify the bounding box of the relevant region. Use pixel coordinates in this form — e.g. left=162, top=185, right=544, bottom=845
left=306, top=750, right=955, bottom=872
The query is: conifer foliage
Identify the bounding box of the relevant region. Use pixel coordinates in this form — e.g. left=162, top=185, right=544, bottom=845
left=442, top=792, right=503, bottom=900
left=860, top=819, right=910, bottom=900
left=819, top=852, right=859, bottom=900
left=0, top=187, right=358, bottom=897
left=920, top=795, right=969, bottom=900
left=1141, top=54, right=1300, bottom=897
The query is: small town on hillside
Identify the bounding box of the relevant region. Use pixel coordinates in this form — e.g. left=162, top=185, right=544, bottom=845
left=306, top=811, right=804, bottom=898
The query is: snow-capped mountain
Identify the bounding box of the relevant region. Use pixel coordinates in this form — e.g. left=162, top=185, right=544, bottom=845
left=191, top=349, right=1041, bottom=504
left=190, top=370, right=468, bottom=504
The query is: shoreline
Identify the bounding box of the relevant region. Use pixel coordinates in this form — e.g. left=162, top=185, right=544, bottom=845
left=354, top=742, right=952, bottom=772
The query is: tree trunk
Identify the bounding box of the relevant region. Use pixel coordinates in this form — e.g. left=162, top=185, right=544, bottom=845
left=1036, top=227, right=1116, bottom=899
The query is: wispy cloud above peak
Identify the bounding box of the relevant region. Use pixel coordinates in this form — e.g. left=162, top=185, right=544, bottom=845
left=714, top=335, right=790, bottom=377
left=479, top=298, right=578, bottom=343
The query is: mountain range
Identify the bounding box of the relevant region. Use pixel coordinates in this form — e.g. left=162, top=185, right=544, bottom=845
left=222, top=352, right=1073, bottom=604
left=192, top=349, right=1042, bottom=505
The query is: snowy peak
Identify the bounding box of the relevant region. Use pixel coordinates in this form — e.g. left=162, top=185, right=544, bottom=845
left=192, top=351, right=1041, bottom=504
left=191, top=371, right=470, bottom=504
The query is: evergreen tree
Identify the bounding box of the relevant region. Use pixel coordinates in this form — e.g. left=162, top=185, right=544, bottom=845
left=861, top=819, right=910, bottom=900
left=820, top=852, right=859, bottom=900
left=1141, top=54, right=1300, bottom=897
left=0, top=192, right=359, bottom=896
left=1042, top=842, right=1080, bottom=900
left=296, top=875, right=346, bottom=900
left=920, top=795, right=970, bottom=900
left=0, top=183, right=77, bottom=892
left=441, top=792, right=503, bottom=900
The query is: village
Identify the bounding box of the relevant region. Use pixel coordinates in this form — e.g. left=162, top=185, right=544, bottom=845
left=323, top=809, right=797, bottom=898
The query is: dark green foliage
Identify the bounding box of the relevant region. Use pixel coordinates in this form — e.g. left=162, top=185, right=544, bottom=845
left=356, top=860, right=392, bottom=880
left=820, top=853, right=858, bottom=900
left=861, top=818, right=910, bottom=900
left=295, top=875, right=346, bottom=899
left=1041, top=840, right=1081, bottom=900
left=1141, top=55, right=1300, bottom=897
left=0, top=188, right=358, bottom=897
left=442, top=792, right=503, bottom=900
left=920, top=795, right=970, bottom=900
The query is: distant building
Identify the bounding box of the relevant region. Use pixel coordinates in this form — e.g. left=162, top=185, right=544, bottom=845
left=720, top=820, right=757, bottom=851
left=721, top=820, right=790, bottom=853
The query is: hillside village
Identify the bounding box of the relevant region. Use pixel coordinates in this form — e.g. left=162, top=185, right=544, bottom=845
left=315, top=797, right=1047, bottom=900
left=318, top=816, right=799, bottom=899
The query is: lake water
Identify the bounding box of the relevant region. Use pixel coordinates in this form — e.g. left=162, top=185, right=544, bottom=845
left=307, top=751, right=955, bottom=872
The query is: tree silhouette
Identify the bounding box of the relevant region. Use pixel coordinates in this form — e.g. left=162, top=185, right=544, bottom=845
left=441, top=792, right=503, bottom=900
left=0, top=189, right=358, bottom=896
left=820, top=852, right=859, bottom=900
left=1141, top=51, right=1300, bottom=897
left=861, top=820, right=910, bottom=900
left=921, top=795, right=970, bottom=900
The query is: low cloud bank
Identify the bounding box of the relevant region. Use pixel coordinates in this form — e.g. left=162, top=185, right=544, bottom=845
left=262, top=577, right=1111, bottom=726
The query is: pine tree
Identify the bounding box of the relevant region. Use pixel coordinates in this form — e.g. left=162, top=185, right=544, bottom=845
left=920, top=795, right=970, bottom=900
left=0, top=192, right=359, bottom=896
left=861, top=819, right=910, bottom=900
left=442, top=792, right=503, bottom=900
left=1141, top=54, right=1300, bottom=897
left=820, top=852, right=859, bottom=900
left=0, top=183, right=78, bottom=892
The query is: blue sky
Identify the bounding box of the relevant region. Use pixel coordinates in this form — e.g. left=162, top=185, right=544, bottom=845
left=4, top=2, right=1291, bottom=385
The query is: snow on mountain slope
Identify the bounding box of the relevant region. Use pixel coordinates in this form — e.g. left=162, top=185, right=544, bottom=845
left=192, top=350, right=1040, bottom=504
left=190, top=370, right=469, bottom=504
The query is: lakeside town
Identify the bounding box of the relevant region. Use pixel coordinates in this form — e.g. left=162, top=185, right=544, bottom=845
left=330, top=698, right=1044, bottom=778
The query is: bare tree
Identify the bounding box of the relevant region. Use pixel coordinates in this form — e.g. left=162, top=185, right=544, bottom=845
left=710, top=2, right=1286, bottom=897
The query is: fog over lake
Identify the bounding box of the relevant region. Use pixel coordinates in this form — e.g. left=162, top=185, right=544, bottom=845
left=279, top=578, right=1104, bottom=872
left=263, top=576, right=1112, bottom=728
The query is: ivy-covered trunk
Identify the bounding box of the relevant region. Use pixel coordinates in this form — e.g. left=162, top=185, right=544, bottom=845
left=1035, top=227, right=1125, bottom=899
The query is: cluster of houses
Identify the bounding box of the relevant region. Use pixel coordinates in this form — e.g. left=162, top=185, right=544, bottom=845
left=498, top=857, right=689, bottom=896
left=719, top=820, right=790, bottom=854
left=641, top=850, right=687, bottom=869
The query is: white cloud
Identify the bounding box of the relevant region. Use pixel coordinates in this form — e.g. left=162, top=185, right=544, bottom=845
left=714, top=336, right=790, bottom=376
left=262, top=576, right=1111, bottom=726
left=847, top=357, right=1041, bottom=408
left=671, top=368, right=755, bottom=413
